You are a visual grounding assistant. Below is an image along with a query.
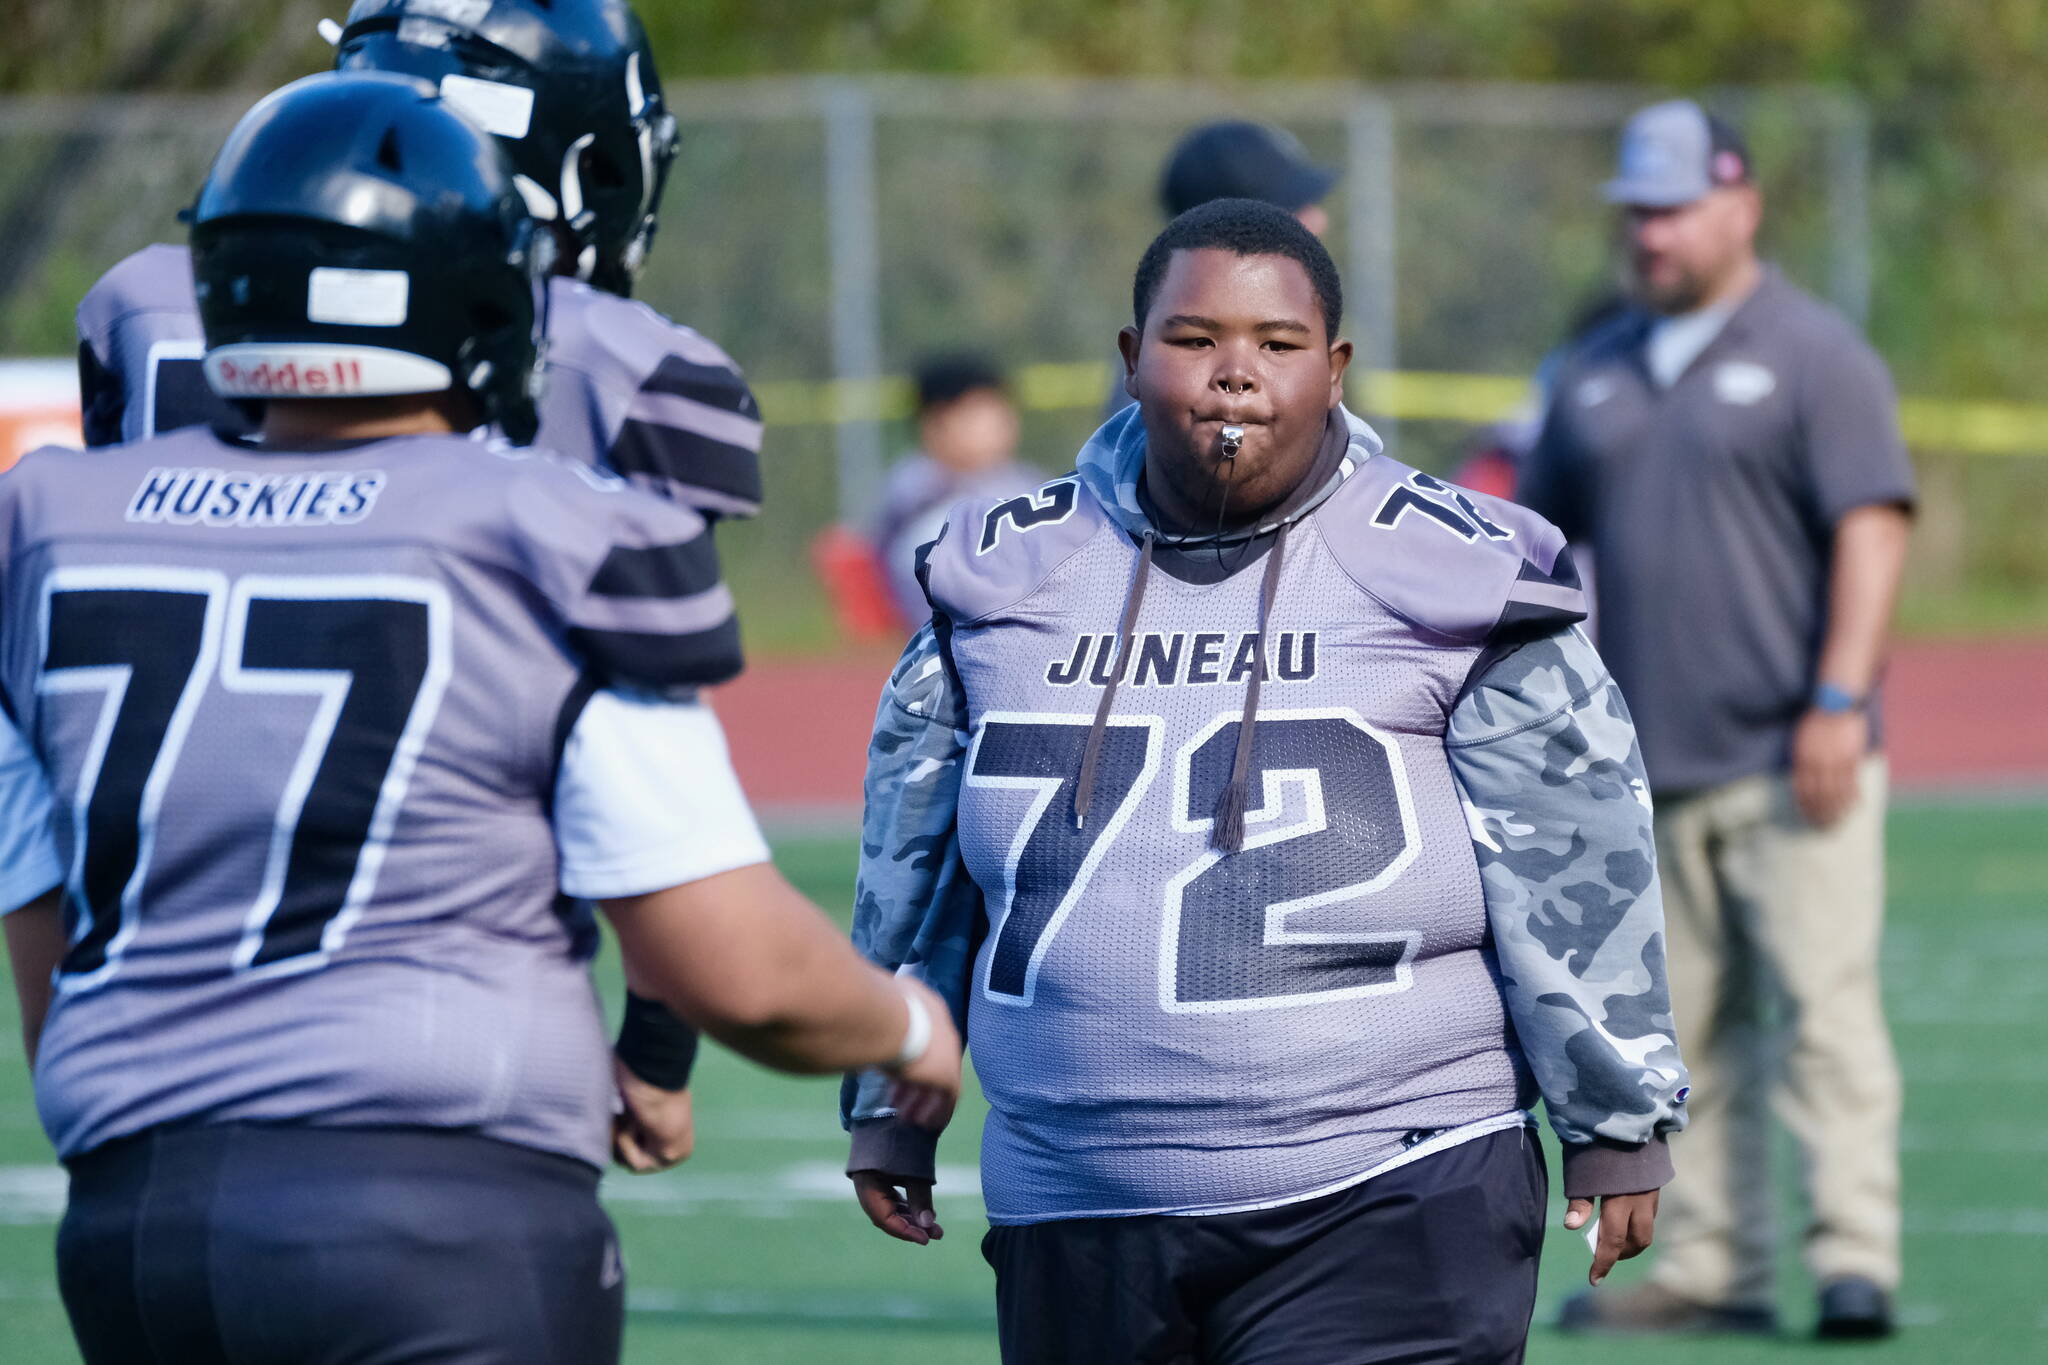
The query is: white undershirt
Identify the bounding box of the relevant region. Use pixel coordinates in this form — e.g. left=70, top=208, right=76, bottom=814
left=0, top=713, right=60, bottom=914
left=552, top=690, right=771, bottom=899
left=1645, top=301, right=1736, bottom=389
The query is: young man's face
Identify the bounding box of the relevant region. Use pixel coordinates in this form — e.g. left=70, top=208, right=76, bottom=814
left=1119, top=247, right=1351, bottom=529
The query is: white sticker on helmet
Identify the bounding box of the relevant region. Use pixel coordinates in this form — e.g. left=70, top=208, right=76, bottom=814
left=411, top=0, right=491, bottom=26
left=439, top=73, right=536, bottom=141
left=205, top=344, right=453, bottom=398
left=308, top=268, right=411, bottom=327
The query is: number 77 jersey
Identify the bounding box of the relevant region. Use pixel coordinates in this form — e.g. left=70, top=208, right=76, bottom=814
left=0, top=427, right=741, bottom=1165
left=917, top=455, right=1587, bottom=1224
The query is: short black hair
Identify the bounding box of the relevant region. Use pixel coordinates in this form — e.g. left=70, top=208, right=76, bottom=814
left=914, top=352, right=1007, bottom=414
left=1132, top=198, right=1343, bottom=338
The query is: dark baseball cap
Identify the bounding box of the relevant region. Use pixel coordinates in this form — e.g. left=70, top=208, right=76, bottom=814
left=1160, top=120, right=1338, bottom=219
left=1603, top=100, right=1753, bottom=208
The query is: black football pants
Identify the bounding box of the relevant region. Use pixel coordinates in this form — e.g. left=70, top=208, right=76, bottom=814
left=56, top=1123, right=623, bottom=1365
left=982, top=1125, right=1547, bottom=1365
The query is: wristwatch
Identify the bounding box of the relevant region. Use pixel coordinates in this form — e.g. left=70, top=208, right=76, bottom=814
left=1811, top=682, right=1866, bottom=715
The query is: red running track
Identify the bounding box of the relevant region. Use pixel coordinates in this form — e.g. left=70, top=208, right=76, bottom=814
left=711, top=639, right=2048, bottom=813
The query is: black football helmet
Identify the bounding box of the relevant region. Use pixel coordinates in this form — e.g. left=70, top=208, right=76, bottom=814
left=334, top=0, right=679, bottom=298
left=190, top=71, right=550, bottom=442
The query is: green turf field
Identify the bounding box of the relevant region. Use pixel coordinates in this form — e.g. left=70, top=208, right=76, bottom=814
left=0, top=802, right=2041, bottom=1361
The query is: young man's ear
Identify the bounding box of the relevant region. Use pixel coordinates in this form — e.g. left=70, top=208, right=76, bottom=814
left=1117, top=325, right=1142, bottom=402
left=1326, top=336, right=1354, bottom=409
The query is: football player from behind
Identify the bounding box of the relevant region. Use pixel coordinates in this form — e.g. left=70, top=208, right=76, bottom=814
left=77, top=0, right=766, bottom=1167
left=78, top=0, right=761, bottom=519
left=843, top=200, right=1686, bottom=1363
left=3, top=73, right=957, bottom=1365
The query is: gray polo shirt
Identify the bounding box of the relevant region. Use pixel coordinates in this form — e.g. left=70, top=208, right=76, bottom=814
left=1519, top=266, right=1915, bottom=794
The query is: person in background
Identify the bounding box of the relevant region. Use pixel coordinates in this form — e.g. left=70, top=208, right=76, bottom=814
left=1161, top=120, right=1338, bottom=236
left=1521, top=99, right=1915, bottom=1341
left=872, top=354, right=1044, bottom=624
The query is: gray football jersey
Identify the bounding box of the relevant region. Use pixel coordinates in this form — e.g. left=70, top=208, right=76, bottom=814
left=922, top=457, right=1584, bottom=1220
left=77, top=246, right=763, bottom=517
left=0, top=427, right=739, bottom=1165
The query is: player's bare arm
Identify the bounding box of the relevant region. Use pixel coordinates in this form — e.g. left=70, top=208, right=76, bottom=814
left=3, top=889, right=64, bottom=1070
left=602, top=863, right=962, bottom=1111
left=1795, top=502, right=1912, bottom=827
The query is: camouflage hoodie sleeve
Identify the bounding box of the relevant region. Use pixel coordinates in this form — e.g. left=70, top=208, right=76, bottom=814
left=840, top=623, right=983, bottom=1182
left=1446, top=624, right=1690, bottom=1198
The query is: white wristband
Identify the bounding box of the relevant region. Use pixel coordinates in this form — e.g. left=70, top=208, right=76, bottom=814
left=890, top=987, right=933, bottom=1071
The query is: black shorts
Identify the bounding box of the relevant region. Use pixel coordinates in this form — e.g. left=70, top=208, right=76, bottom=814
left=56, top=1123, right=623, bottom=1365
left=982, top=1125, right=1547, bottom=1365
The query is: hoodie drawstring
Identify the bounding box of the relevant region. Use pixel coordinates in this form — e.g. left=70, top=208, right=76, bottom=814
left=1210, top=521, right=1287, bottom=853
left=1073, top=530, right=1156, bottom=829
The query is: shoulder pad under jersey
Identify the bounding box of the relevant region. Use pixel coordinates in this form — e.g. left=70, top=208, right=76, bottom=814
left=495, top=447, right=743, bottom=694
left=1318, top=454, right=1585, bottom=645
left=77, top=244, right=199, bottom=358
left=539, top=279, right=764, bottom=518
left=917, top=474, right=1106, bottom=625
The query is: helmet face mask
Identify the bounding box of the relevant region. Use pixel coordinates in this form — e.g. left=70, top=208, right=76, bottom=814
left=335, top=0, right=679, bottom=298
left=191, top=71, right=549, bottom=442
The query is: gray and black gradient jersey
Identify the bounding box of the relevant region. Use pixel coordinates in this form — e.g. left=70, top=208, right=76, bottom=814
left=845, top=407, right=1689, bottom=1223
left=0, top=427, right=740, bottom=1165
left=76, top=244, right=764, bottom=519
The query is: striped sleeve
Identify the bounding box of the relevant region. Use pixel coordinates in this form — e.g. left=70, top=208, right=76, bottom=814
left=606, top=351, right=765, bottom=521
left=509, top=461, right=743, bottom=695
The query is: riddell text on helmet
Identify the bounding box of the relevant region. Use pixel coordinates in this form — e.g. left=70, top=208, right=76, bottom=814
left=212, top=357, right=367, bottom=396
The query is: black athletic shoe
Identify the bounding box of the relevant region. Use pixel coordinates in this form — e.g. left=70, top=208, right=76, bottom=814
left=1816, top=1277, right=1896, bottom=1340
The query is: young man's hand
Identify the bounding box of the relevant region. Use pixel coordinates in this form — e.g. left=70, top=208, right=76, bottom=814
left=850, top=1171, right=943, bottom=1246
left=610, top=1055, right=695, bottom=1173
left=1564, top=1189, right=1659, bottom=1285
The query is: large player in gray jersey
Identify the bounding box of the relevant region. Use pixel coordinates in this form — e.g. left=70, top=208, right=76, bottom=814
left=77, top=0, right=764, bottom=521
left=1, top=74, right=958, bottom=1365
left=76, top=0, right=764, bottom=1172
left=842, top=200, right=1689, bottom=1363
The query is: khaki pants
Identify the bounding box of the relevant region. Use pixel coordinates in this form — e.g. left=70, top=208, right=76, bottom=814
left=1647, top=757, right=1901, bottom=1309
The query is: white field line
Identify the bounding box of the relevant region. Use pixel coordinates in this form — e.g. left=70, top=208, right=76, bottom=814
left=603, top=1160, right=983, bottom=1212
left=626, top=1287, right=994, bottom=1322
left=0, top=1160, right=985, bottom=1227
left=8, top=1161, right=2048, bottom=1237
left=1904, top=1208, right=2048, bottom=1237
left=0, top=1273, right=999, bottom=1325
left=1901, top=1123, right=2048, bottom=1153
left=694, top=1110, right=862, bottom=1142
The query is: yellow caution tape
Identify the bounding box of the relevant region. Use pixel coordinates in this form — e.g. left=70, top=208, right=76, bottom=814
left=756, top=365, right=2048, bottom=456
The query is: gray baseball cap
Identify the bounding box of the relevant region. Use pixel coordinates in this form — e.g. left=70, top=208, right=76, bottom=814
left=1603, top=99, right=1753, bottom=207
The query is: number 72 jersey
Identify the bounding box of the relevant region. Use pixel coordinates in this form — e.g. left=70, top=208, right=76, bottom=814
left=919, top=458, right=1587, bottom=1224
left=0, top=427, right=740, bottom=1165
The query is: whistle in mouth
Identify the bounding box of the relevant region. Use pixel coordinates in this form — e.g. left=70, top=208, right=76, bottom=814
left=1220, top=425, right=1245, bottom=458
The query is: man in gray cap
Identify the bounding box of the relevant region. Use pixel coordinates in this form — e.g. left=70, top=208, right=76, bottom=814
left=1521, top=99, right=1914, bottom=1340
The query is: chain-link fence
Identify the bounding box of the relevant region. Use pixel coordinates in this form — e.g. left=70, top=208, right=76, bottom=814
left=0, top=77, right=1894, bottom=647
